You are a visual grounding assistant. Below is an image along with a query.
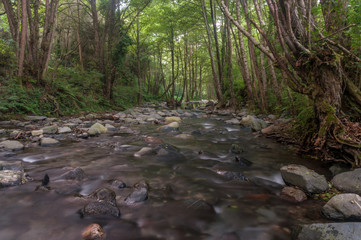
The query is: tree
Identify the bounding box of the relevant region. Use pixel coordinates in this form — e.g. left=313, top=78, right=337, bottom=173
left=222, top=0, right=361, bottom=166
left=2, top=0, right=59, bottom=80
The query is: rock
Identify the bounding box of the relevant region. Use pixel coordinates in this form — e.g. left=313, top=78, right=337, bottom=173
left=225, top=118, right=240, bottom=125
left=90, top=188, right=117, bottom=206
left=240, top=115, right=267, bottom=131
left=321, top=193, right=361, bottom=220
left=0, top=129, right=6, bottom=135
left=81, top=223, right=105, bottom=240
left=125, top=187, right=148, bottom=204
left=174, top=133, right=194, bottom=140
left=275, top=118, right=292, bottom=124
left=230, top=144, right=243, bottom=154
left=234, top=156, right=252, bottom=167
left=64, top=123, right=77, bottom=129
left=158, top=122, right=179, bottom=132
left=88, top=123, right=108, bottom=135
left=59, top=167, right=85, bottom=181
left=165, top=116, right=181, bottom=123
left=40, top=137, right=59, bottom=146
left=280, top=164, right=329, bottom=194
left=293, top=223, right=361, bottom=240
left=216, top=170, right=247, bottom=181
left=0, top=121, right=11, bottom=125
left=331, top=168, right=361, bottom=194
left=81, top=202, right=120, bottom=218
left=155, top=143, right=184, bottom=160
left=0, top=170, right=26, bottom=187
left=41, top=125, right=58, bottom=134
left=267, top=115, right=277, bottom=120
left=183, top=199, right=215, bottom=214
left=143, top=136, right=163, bottom=144
left=9, top=130, right=20, bottom=138
left=261, top=125, right=277, bottom=135
left=134, top=180, right=149, bottom=189
left=42, top=173, right=50, bottom=186
left=249, top=177, right=283, bottom=194
left=0, top=140, right=24, bottom=151
left=31, top=130, right=43, bottom=136
left=110, top=179, right=126, bottom=189
left=0, top=161, right=24, bottom=171
left=105, top=124, right=116, bottom=131
left=280, top=186, right=307, bottom=203
left=25, top=116, right=47, bottom=121
left=134, top=147, right=156, bottom=157
left=58, top=127, right=72, bottom=134
left=0, top=152, right=16, bottom=158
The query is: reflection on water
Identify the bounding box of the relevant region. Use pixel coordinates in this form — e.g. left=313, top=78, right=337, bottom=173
left=0, top=117, right=328, bottom=239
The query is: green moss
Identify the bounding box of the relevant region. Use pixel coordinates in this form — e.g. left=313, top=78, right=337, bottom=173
left=318, top=101, right=337, bottom=137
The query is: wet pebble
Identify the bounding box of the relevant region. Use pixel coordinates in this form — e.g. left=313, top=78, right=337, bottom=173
left=81, top=223, right=105, bottom=240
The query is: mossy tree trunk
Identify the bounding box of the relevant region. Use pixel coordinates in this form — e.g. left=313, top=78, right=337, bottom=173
left=222, top=0, right=361, bottom=166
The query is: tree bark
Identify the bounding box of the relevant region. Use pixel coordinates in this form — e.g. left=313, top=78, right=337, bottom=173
left=201, top=0, right=223, bottom=102
left=18, top=0, right=27, bottom=76
left=136, top=16, right=142, bottom=105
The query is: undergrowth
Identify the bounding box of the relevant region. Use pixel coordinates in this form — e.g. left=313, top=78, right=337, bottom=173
left=0, top=67, right=153, bottom=119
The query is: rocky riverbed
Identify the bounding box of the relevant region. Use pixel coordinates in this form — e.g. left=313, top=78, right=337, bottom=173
left=0, top=101, right=360, bottom=240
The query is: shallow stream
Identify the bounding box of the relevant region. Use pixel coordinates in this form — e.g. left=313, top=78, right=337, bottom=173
left=0, top=113, right=330, bottom=240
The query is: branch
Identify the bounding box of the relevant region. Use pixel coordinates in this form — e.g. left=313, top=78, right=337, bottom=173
left=311, top=23, right=361, bottom=62
left=316, top=24, right=357, bottom=42
left=220, top=0, right=275, bottom=62
left=122, top=0, right=151, bottom=35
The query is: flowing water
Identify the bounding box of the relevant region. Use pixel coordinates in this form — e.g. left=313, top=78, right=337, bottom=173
left=0, top=114, right=330, bottom=240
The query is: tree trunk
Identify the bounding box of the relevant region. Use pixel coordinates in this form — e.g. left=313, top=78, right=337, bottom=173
left=136, top=17, right=142, bottom=105
left=224, top=0, right=236, bottom=108
left=76, top=0, right=84, bottom=71
left=18, top=0, right=27, bottom=77
left=235, top=0, right=254, bottom=108
left=201, top=0, right=223, bottom=102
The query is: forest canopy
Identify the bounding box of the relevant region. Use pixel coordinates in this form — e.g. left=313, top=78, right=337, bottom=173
left=0, top=0, right=361, bottom=165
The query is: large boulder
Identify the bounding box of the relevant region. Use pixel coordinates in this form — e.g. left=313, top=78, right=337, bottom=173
left=41, top=125, right=58, bottom=134
left=0, top=170, right=26, bottom=188
left=331, top=168, right=361, bottom=194
left=280, top=164, right=329, bottom=194
left=322, top=193, right=361, bottom=220
left=293, top=223, right=361, bottom=240
left=0, top=140, right=24, bottom=151
left=88, top=123, right=108, bottom=135
left=240, top=115, right=267, bottom=131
